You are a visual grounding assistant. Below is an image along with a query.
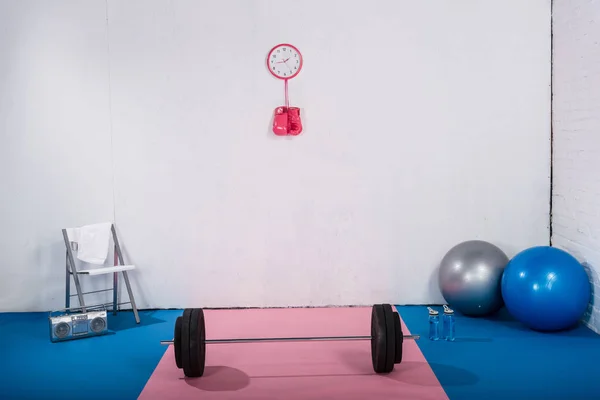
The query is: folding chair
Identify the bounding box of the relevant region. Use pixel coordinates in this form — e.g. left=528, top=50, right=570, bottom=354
left=62, top=223, right=140, bottom=324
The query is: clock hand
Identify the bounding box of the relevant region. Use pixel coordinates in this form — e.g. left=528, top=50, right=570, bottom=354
left=283, top=60, right=293, bottom=72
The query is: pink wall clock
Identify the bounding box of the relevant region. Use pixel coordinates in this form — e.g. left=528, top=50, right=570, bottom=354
left=267, top=43, right=304, bottom=136
left=266, top=43, right=303, bottom=80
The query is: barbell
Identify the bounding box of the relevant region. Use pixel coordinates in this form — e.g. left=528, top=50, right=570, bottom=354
left=160, top=303, right=419, bottom=378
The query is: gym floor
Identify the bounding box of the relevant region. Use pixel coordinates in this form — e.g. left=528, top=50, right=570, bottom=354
left=1, top=305, right=599, bottom=400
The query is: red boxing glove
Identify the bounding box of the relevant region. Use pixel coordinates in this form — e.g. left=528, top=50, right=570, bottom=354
left=272, top=107, right=288, bottom=136
left=287, top=107, right=302, bottom=136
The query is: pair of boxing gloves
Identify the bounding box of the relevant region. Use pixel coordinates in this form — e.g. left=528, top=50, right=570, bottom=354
left=272, top=106, right=303, bottom=136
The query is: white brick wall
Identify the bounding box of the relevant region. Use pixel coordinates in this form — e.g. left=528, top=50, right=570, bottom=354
left=552, top=0, right=600, bottom=332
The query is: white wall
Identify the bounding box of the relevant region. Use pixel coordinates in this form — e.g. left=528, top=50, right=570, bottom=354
left=0, top=1, right=115, bottom=312
left=0, top=0, right=551, bottom=312
left=552, top=0, right=600, bottom=333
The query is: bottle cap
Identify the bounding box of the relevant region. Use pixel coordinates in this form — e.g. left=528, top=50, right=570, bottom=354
left=443, top=304, right=454, bottom=314
left=427, top=307, right=439, bottom=316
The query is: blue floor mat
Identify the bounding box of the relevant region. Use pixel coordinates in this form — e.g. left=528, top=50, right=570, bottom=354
left=397, top=305, right=600, bottom=400
left=3, top=306, right=600, bottom=399
left=0, top=309, right=180, bottom=400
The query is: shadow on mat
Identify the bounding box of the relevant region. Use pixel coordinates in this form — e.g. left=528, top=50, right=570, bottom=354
left=338, top=349, right=380, bottom=374
left=391, top=361, right=479, bottom=387
left=184, top=366, right=250, bottom=391
left=107, top=311, right=165, bottom=332
left=184, top=365, right=375, bottom=392
left=337, top=350, right=478, bottom=387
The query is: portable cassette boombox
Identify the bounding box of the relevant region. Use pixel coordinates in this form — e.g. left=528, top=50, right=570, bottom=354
left=49, top=310, right=108, bottom=342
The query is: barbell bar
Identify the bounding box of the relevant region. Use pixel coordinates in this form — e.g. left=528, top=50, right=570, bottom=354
left=161, top=333, right=419, bottom=345
left=160, top=303, right=420, bottom=378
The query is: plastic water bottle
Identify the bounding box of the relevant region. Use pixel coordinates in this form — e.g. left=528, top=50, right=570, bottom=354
left=427, top=307, right=440, bottom=340
left=442, top=304, right=455, bottom=341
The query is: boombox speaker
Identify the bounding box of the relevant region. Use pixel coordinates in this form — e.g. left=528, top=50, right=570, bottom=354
left=49, top=310, right=108, bottom=342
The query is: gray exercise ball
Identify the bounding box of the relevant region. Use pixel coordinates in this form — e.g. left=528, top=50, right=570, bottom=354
left=438, top=240, right=509, bottom=317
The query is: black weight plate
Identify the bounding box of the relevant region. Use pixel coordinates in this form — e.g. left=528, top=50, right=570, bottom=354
left=180, top=309, right=193, bottom=377
left=371, top=304, right=387, bottom=373
left=382, top=304, right=396, bottom=373
left=174, top=316, right=183, bottom=369
left=187, top=308, right=206, bottom=378
left=393, top=312, right=403, bottom=364
left=198, top=309, right=206, bottom=377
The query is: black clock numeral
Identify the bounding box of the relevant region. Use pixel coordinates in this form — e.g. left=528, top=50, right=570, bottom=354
left=273, top=67, right=276, bottom=70
left=294, top=54, right=297, bottom=57
left=294, top=66, right=297, bottom=69
left=296, top=60, right=299, bottom=64
left=284, top=72, right=287, bottom=76
left=277, top=49, right=280, bottom=53
left=272, top=54, right=276, bottom=58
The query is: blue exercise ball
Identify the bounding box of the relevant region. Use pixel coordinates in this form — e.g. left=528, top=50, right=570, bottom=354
left=501, top=246, right=591, bottom=332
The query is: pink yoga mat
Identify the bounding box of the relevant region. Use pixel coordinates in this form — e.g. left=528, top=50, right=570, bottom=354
left=138, top=306, right=448, bottom=400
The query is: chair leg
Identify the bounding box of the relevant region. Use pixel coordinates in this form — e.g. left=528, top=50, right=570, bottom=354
left=112, top=273, right=119, bottom=316
left=65, top=250, right=71, bottom=310
left=112, top=249, right=118, bottom=316
left=63, top=229, right=86, bottom=313
left=111, top=225, right=140, bottom=324
left=122, top=271, right=140, bottom=324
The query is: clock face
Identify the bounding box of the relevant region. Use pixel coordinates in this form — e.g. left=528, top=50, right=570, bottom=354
left=267, top=44, right=303, bottom=80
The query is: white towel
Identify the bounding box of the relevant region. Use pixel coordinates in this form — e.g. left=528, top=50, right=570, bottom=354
left=76, top=222, right=112, bottom=265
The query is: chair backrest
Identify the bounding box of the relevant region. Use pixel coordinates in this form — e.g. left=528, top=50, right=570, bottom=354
left=64, top=227, right=82, bottom=251
left=62, top=222, right=115, bottom=266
